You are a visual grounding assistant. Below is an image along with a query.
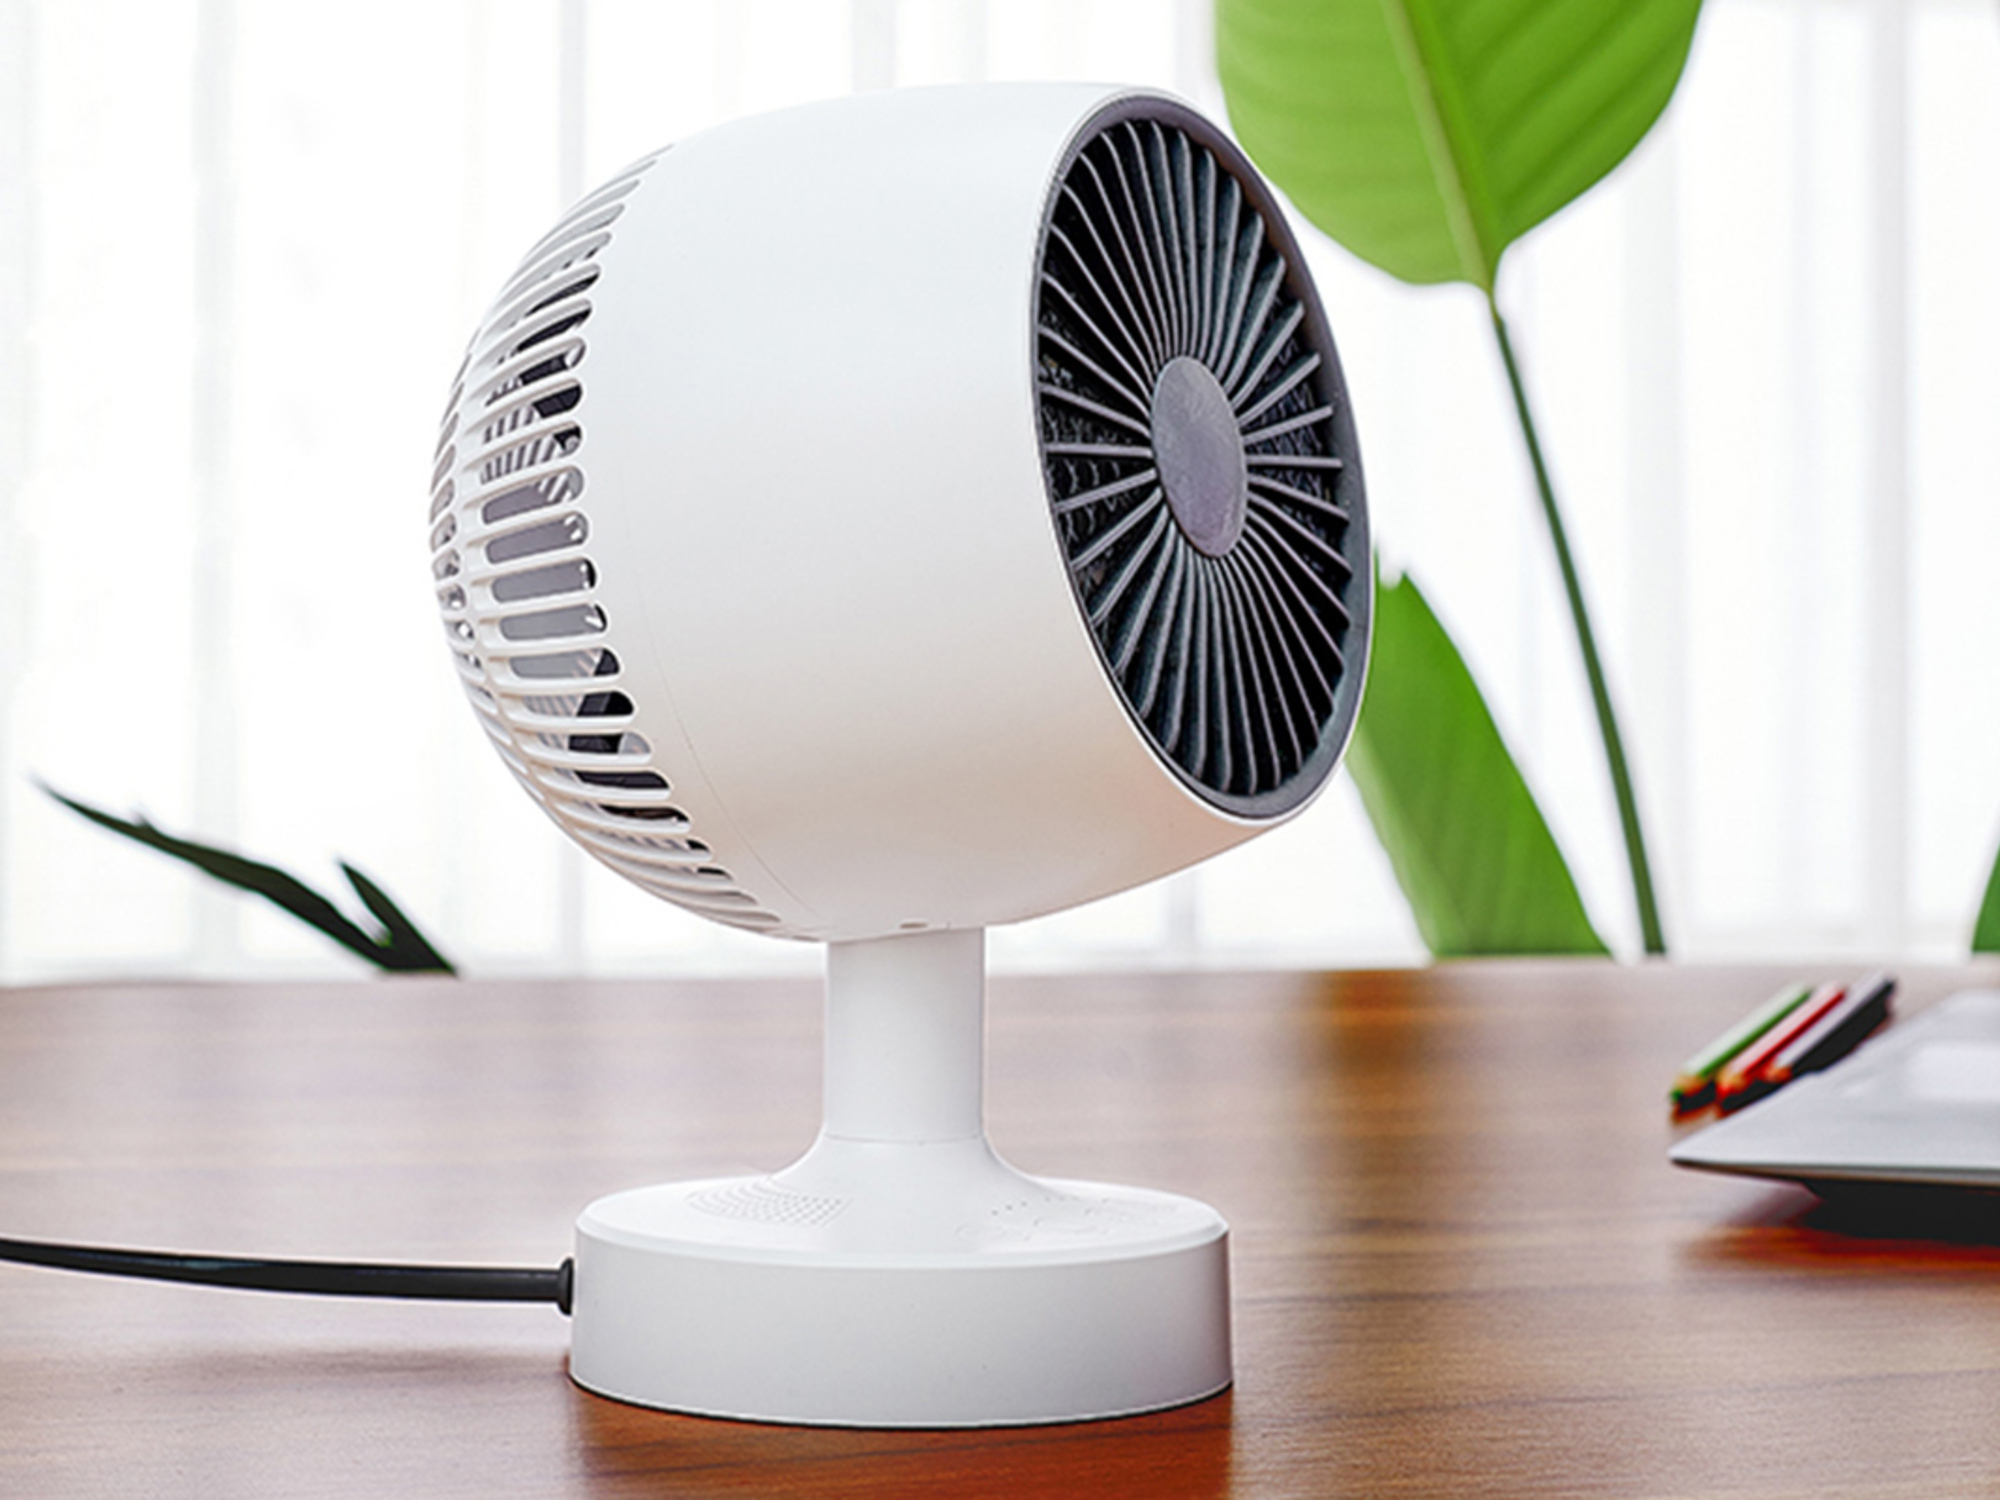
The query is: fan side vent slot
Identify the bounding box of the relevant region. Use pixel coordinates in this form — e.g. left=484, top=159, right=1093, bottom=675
left=595, top=830, right=710, bottom=857
left=491, top=559, right=595, bottom=604
left=476, top=426, right=581, bottom=486
left=524, top=268, right=600, bottom=320
left=578, top=689, right=634, bottom=718
left=481, top=329, right=584, bottom=396
left=483, top=471, right=581, bottom=526
left=498, top=603, right=606, bottom=641
left=575, top=768, right=669, bottom=791
left=488, top=515, right=587, bottom=565
left=510, top=647, right=618, bottom=681
left=516, top=306, right=590, bottom=353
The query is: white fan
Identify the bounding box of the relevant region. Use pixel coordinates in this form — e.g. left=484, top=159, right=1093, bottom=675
left=430, top=83, right=1370, bottom=1427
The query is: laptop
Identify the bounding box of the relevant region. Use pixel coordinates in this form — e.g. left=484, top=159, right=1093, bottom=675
left=1671, top=989, right=2000, bottom=1192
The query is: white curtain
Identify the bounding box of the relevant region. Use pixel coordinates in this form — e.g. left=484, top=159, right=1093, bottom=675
left=1, top=0, right=1996, bottom=982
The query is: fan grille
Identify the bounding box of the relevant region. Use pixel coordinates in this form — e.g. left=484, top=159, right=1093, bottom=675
left=1036, top=103, right=1368, bottom=816
left=430, top=157, right=782, bottom=932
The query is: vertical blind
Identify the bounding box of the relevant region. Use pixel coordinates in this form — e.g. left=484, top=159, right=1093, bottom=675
left=0, top=0, right=1996, bottom=982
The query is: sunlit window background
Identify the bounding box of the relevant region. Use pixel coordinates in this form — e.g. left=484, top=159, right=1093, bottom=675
left=1, top=0, right=1997, bottom=981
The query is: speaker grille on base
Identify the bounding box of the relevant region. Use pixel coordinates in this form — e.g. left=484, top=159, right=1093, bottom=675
left=689, top=1180, right=849, bottom=1228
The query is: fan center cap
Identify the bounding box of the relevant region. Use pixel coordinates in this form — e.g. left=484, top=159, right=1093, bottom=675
left=1150, top=357, right=1247, bottom=557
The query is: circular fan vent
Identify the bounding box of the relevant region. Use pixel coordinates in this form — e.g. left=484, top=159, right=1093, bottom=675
left=1035, top=102, right=1368, bottom=817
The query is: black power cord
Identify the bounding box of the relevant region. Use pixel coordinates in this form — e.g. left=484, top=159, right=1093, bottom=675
left=0, top=1235, right=573, bottom=1315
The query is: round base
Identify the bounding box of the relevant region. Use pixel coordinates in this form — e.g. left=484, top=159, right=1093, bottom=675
left=569, top=1138, right=1230, bottom=1426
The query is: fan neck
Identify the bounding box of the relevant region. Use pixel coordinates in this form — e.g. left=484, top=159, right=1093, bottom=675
left=821, top=928, right=986, bottom=1144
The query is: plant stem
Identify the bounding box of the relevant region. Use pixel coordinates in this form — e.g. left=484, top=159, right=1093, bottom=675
left=1487, top=298, right=1666, bottom=956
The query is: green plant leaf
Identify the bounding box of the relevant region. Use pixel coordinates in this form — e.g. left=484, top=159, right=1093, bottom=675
left=39, top=783, right=455, bottom=974
left=1216, top=0, right=1687, bottom=953
left=1216, top=0, right=1703, bottom=289
left=1345, top=572, right=1607, bottom=957
left=341, top=863, right=458, bottom=975
left=1974, top=842, right=2000, bottom=953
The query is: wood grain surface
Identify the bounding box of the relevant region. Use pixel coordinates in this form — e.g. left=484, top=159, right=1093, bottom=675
left=3, top=962, right=1999, bottom=1498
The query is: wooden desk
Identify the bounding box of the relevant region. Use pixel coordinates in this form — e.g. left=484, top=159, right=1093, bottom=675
left=3, top=963, right=1999, bottom=1497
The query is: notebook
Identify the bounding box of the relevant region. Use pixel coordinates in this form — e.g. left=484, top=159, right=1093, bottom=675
left=1670, top=989, right=2000, bottom=1192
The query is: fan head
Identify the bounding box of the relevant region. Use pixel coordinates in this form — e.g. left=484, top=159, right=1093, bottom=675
left=429, top=84, right=1370, bottom=943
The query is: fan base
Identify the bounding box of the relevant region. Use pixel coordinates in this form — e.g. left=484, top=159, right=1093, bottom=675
left=568, top=1136, right=1230, bottom=1426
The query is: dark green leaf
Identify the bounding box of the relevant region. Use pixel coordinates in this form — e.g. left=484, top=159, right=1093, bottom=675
left=39, top=782, right=454, bottom=974
left=342, top=863, right=457, bottom=974
left=1345, top=573, right=1607, bottom=957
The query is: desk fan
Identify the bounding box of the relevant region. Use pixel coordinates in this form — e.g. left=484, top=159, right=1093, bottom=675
left=430, top=83, right=1370, bottom=1426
